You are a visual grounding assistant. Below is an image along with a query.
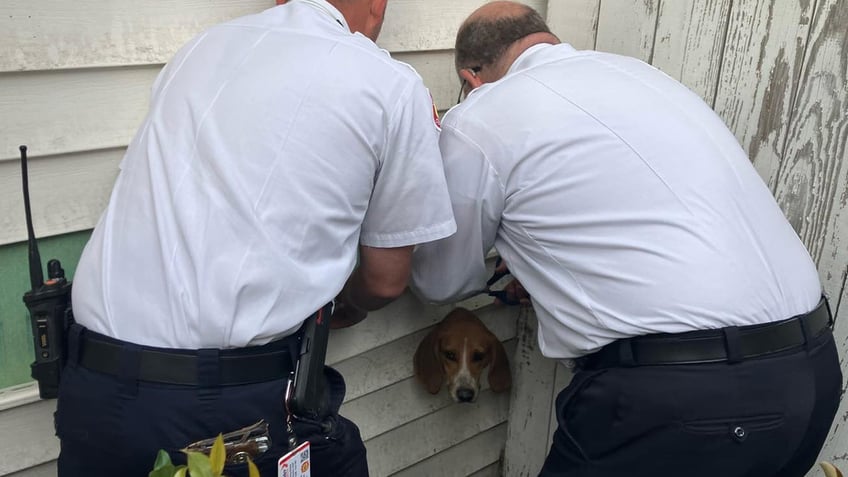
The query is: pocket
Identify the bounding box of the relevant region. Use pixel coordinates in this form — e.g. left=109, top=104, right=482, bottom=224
left=291, top=413, right=367, bottom=476
left=555, top=369, right=608, bottom=425
left=682, top=413, right=784, bottom=438
left=291, top=413, right=348, bottom=450
left=54, top=365, right=128, bottom=451
left=553, top=369, right=609, bottom=462
left=221, top=446, right=281, bottom=477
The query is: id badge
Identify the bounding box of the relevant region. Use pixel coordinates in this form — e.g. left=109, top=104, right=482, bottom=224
left=278, top=441, right=311, bottom=477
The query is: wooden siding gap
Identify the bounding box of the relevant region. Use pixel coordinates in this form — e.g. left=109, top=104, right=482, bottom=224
left=342, top=354, right=514, bottom=442
left=709, top=0, right=736, bottom=108
left=646, top=0, right=663, bottom=65
left=364, top=393, right=509, bottom=477
left=389, top=423, right=507, bottom=476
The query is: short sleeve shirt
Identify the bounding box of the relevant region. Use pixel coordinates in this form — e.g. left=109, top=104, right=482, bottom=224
left=72, top=0, right=456, bottom=348
left=412, top=43, right=820, bottom=358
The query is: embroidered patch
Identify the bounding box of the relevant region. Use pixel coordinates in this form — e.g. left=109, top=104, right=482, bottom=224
left=430, top=92, right=442, bottom=130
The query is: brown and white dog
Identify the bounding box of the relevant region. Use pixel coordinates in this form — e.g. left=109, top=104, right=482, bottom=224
left=414, top=307, right=511, bottom=403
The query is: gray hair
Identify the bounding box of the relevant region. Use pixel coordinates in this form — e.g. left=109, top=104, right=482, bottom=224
left=454, top=5, right=551, bottom=70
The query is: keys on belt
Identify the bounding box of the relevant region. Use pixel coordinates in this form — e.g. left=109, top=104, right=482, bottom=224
left=183, top=420, right=271, bottom=464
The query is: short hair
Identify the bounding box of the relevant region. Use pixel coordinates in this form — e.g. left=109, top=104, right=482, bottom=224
left=455, top=5, right=551, bottom=70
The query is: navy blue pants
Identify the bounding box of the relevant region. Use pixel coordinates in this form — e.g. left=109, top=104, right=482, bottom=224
left=56, top=330, right=368, bottom=477
left=539, top=329, right=842, bottom=477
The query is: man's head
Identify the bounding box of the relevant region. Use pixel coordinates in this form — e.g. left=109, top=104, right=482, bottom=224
left=455, top=1, right=558, bottom=97
left=328, top=0, right=389, bottom=42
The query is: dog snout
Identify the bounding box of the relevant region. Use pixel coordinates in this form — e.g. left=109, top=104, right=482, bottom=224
left=456, top=387, right=476, bottom=403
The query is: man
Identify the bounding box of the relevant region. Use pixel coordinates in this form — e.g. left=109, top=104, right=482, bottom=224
left=411, top=2, right=842, bottom=476
left=60, top=1, right=455, bottom=476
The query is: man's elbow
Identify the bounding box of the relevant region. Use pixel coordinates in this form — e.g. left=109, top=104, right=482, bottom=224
left=365, top=280, right=408, bottom=301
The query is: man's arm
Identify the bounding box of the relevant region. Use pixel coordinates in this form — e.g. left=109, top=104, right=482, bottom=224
left=331, top=245, right=413, bottom=328
left=411, top=121, right=504, bottom=304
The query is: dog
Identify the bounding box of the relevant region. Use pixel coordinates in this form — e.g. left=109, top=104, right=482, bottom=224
left=414, top=307, right=511, bottom=403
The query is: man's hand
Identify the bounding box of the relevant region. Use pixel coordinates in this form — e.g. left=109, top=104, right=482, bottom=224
left=494, top=278, right=531, bottom=306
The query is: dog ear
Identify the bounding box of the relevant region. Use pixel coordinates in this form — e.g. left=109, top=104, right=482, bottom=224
left=414, top=326, right=444, bottom=394
left=487, top=334, right=512, bottom=393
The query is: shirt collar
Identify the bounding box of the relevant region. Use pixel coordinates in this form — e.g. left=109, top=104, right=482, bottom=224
left=506, top=42, right=578, bottom=76
left=293, top=0, right=349, bottom=31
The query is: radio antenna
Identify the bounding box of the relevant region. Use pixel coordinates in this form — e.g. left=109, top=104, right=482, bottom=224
left=20, top=145, right=44, bottom=290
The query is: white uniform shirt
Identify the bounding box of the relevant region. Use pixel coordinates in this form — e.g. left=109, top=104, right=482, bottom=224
left=412, top=43, right=821, bottom=359
left=73, top=0, right=456, bottom=349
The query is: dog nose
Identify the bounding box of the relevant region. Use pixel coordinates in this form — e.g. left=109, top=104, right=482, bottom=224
left=456, top=388, right=475, bottom=403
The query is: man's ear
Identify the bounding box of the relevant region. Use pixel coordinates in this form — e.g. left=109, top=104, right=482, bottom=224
left=370, top=0, right=388, bottom=17
left=459, top=68, right=484, bottom=91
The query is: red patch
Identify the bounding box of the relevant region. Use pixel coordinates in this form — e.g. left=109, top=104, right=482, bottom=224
left=430, top=94, right=441, bottom=129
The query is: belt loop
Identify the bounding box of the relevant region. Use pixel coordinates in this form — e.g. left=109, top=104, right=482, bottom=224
left=67, top=324, right=84, bottom=369
left=823, top=295, right=835, bottom=329
left=618, top=338, right=636, bottom=367
left=722, top=326, right=743, bottom=364
left=118, top=343, right=142, bottom=398
left=799, top=312, right=815, bottom=351
left=197, top=349, right=221, bottom=400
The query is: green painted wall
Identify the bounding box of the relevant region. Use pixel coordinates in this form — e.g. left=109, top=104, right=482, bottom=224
left=0, top=231, right=90, bottom=389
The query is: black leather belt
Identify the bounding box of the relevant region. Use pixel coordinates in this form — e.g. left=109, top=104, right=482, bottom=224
left=73, top=325, right=300, bottom=386
left=579, top=297, right=833, bottom=370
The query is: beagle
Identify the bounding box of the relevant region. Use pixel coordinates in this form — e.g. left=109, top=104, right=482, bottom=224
left=414, top=307, right=511, bottom=403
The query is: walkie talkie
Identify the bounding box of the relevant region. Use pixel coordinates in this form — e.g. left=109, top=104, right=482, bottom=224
left=19, top=145, right=73, bottom=399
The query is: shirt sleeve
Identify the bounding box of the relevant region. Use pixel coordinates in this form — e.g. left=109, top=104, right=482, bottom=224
left=359, top=80, right=456, bottom=248
left=411, top=120, right=504, bottom=304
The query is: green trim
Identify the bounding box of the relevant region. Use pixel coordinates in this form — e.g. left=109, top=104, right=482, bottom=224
left=0, top=231, right=90, bottom=389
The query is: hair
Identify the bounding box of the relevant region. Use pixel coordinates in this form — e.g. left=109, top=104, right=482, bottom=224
left=454, top=4, right=551, bottom=71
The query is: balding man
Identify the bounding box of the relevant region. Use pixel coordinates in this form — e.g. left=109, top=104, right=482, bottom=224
left=412, top=2, right=840, bottom=476
left=62, top=1, right=455, bottom=476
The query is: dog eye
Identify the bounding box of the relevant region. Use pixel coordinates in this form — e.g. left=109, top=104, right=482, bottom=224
left=472, top=352, right=485, bottom=362
left=444, top=351, right=457, bottom=361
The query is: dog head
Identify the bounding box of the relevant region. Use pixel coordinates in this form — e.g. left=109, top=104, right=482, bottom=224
left=414, top=307, right=511, bottom=403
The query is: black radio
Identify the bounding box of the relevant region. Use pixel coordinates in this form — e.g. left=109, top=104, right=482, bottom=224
left=19, top=145, right=73, bottom=399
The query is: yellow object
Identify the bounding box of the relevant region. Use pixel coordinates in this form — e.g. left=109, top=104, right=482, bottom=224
left=821, top=461, right=844, bottom=477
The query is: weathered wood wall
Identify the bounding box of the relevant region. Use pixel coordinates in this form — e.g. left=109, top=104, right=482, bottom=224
left=505, top=1, right=847, bottom=475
